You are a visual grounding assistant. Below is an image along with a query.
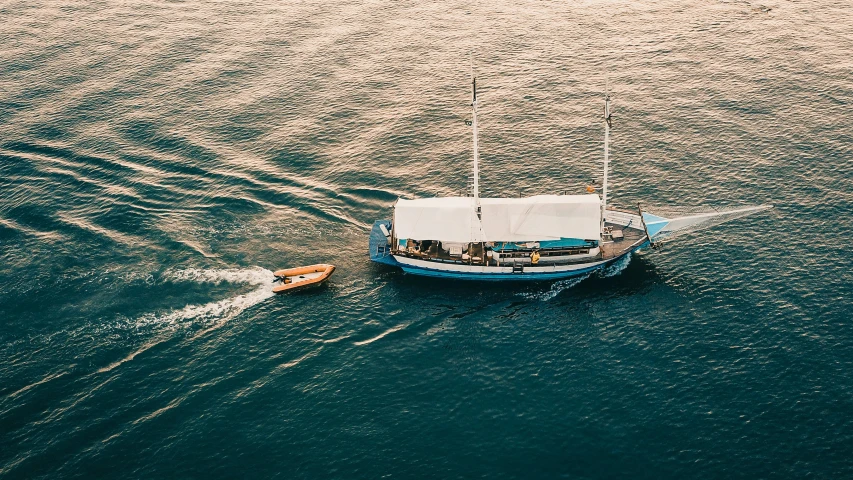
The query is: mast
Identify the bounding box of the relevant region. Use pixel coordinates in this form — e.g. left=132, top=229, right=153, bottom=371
left=471, top=75, right=481, bottom=217
left=602, top=92, right=612, bottom=229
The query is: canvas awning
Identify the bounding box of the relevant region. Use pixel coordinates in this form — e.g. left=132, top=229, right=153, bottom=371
left=393, top=194, right=601, bottom=243
left=393, top=197, right=485, bottom=243
left=480, top=195, right=601, bottom=242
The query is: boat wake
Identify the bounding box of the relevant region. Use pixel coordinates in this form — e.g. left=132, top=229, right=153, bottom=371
left=599, top=253, right=632, bottom=278
left=521, top=274, right=591, bottom=302
left=133, top=267, right=275, bottom=331
left=521, top=254, right=634, bottom=301
left=165, top=266, right=275, bottom=290
left=96, top=267, right=275, bottom=373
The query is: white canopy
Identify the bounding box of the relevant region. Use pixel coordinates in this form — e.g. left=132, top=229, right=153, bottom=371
left=393, top=194, right=601, bottom=243
left=394, top=197, right=485, bottom=243
left=480, top=195, right=601, bottom=241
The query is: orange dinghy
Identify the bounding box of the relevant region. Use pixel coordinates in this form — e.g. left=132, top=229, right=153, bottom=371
left=272, top=264, right=335, bottom=293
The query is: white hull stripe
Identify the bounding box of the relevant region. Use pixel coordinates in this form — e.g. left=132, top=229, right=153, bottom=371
left=392, top=255, right=608, bottom=274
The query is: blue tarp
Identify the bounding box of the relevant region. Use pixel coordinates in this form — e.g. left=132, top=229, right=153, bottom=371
left=494, top=238, right=596, bottom=251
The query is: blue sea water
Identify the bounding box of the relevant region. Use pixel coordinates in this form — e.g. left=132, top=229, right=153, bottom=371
left=1, top=0, right=852, bottom=477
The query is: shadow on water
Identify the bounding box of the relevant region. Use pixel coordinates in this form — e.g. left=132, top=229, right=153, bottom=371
left=269, top=281, right=334, bottom=298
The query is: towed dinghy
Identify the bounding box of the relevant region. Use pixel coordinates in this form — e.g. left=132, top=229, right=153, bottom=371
left=272, top=264, right=335, bottom=293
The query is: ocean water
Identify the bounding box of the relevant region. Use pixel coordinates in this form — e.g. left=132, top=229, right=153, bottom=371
left=1, top=0, right=852, bottom=477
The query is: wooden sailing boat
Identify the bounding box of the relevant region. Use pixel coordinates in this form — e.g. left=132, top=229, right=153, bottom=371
left=368, top=76, right=771, bottom=281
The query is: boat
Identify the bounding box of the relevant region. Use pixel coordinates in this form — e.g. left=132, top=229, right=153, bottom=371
left=368, top=76, right=772, bottom=281
left=272, top=264, right=336, bottom=293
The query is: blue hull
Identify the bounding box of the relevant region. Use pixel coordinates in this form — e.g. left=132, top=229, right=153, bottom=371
left=369, top=220, right=399, bottom=266
left=398, top=263, right=605, bottom=281
left=369, top=220, right=646, bottom=281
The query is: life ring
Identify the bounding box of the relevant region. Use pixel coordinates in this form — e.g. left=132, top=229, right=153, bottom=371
left=531, top=251, right=540, bottom=265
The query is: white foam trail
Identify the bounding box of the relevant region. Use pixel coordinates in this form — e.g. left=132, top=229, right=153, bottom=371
left=599, top=253, right=632, bottom=278
left=94, top=267, right=275, bottom=374
left=520, top=254, right=634, bottom=302
left=165, top=266, right=274, bottom=286
left=521, top=274, right=591, bottom=302
left=131, top=266, right=275, bottom=332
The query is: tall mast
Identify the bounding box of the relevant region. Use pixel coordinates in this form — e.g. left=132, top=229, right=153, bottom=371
left=602, top=92, right=612, bottom=229
left=466, top=59, right=484, bottom=247
left=471, top=75, right=481, bottom=215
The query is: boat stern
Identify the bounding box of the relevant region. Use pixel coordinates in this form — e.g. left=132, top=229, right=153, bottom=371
left=369, top=220, right=398, bottom=266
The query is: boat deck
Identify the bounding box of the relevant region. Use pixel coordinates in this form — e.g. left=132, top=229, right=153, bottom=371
left=600, top=223, right=647, bottom=260
left=391, top=223, right=648, bottom=267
